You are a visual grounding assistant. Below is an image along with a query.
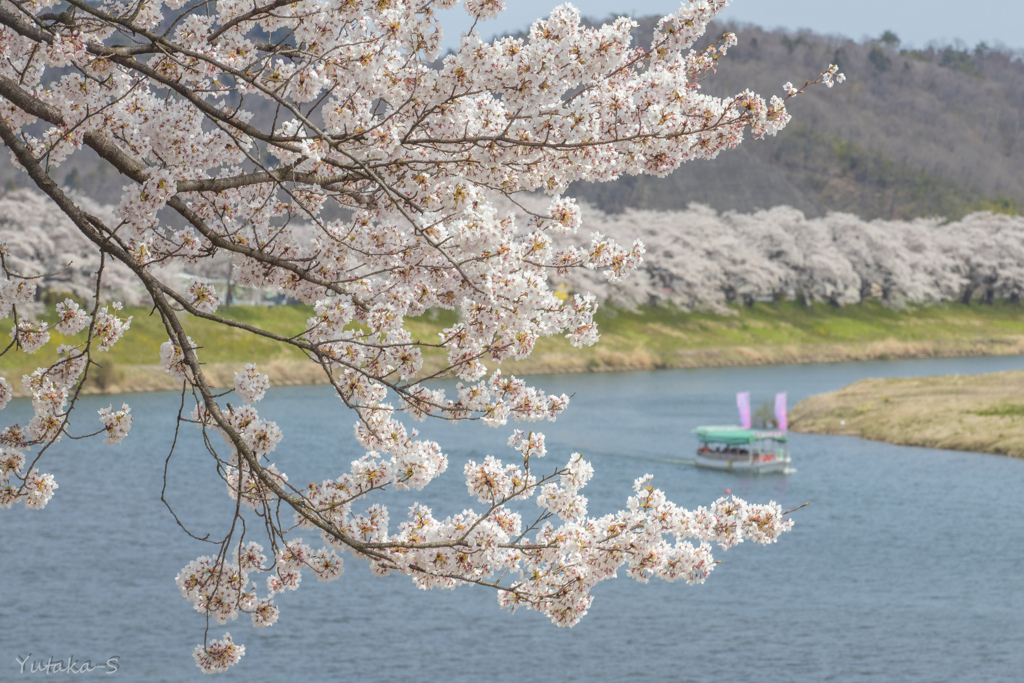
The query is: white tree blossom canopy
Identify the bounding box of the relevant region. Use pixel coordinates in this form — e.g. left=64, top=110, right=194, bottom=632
left=0, top=189, right=163, bottom=305
left=6, top=187, right=1023, bottom=313
left=516, top=199, right=1024, bottom=311
left=0, top=0, right=848, bottom=674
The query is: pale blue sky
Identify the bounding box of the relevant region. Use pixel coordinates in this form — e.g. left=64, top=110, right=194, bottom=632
left=437, top=1, right=1024, bottom=51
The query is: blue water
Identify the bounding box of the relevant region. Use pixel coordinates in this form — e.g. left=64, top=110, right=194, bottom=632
left=3, top=355, right=1024, bottom=681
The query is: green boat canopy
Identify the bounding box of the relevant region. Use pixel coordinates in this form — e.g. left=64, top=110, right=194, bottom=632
left=692, top=426, right=789, bottom=445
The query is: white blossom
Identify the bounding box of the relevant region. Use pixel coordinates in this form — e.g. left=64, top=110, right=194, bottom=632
left=0, top=0, right=851, bottom=672
left=233, top=364, right=269, bottom=403
left=98, top=404, right=132, bottom=445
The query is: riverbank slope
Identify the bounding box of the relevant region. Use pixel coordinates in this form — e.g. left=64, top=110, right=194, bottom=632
left=789, top=371, right=1024, bottom=458
left=4, top=301, right=1024, bottom=397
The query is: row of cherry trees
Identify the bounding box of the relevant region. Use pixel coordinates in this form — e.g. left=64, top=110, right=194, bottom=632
left=547, top=202, right=1024, bottom=311
left=7, top=186, right=1020, bottom=313
left=0, top=188, right=159, bottom=305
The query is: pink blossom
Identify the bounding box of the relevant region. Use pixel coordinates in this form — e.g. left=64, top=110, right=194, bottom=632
left=250, top=598, right=279, bottom=629
left=23, top=468, right=58, bottom=510
left=160, top=337, right=197, bottom=381
left=0, top=378, right=12, bottom=410
left=186, top=279, right=222, bottom=314
left=92, top=307, right=131, bottom=352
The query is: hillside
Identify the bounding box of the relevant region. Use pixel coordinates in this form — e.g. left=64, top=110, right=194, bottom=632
left=566, top=20, right=1024, bottom=220
left=4, top=18, right=1022, bottom=222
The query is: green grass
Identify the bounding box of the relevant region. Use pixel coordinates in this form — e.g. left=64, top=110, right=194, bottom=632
left=3, top=300, right=1024, bottom=382
left=972, top=403, right=1024, bottom=417
left=549, top=299, right=1024, bottom=355
left=0, top=305, right=316, bottom=379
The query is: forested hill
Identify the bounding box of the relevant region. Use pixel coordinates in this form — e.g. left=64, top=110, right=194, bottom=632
left=5, top=17, right=1024, bottom=221
left=568, top=19, right=1024, bottom=220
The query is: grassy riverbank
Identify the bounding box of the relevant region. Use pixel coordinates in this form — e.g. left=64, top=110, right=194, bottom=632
left=789, top=371, right=1024, bottom=458
left=4, top=300, right=1024, bottom=396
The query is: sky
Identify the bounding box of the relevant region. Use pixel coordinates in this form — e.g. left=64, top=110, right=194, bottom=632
left=437, top=0, right=1024, bottom=51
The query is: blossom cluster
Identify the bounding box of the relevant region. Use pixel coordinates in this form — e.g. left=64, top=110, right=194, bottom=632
left=54, top=299, right=91, bottom=336
left=0, top=293, right=131, bottom=509
left=186, top=279, right=222, bottom=314
left=0, top=0, right=834, bottom=673
left=91, top=306, right=132, bottom=352
left=192, top=633, right=245, bottom=675
left=0, top=277, right=37, bottom=319
left=178, top=539, right=342, bottom=672
left=207, top=418, right=795, bottom=640
left=160, top=337, right=197, bottom=381
left=98, top=404, right=133, bottom=445
left=9, top=318, right=49, bottom=354
left=234, top=364, right=269, bottom=404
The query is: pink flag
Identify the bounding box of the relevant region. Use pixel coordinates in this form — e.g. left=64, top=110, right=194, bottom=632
left=736, top=392, right=751, bottom=429
left=775, top=392, right=788, bottom=431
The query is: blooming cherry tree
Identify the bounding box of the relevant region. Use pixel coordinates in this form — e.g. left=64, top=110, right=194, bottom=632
left=0, top=0, right=838, bottom=672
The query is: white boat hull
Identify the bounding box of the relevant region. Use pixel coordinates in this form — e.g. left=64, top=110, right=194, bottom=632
left=694, top=453, right=792, bottom=474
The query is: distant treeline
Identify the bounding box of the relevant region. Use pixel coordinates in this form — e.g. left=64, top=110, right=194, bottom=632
left=4, top=191, right=1024, bottom=316
left=551, top=202, right=1024, bottom=312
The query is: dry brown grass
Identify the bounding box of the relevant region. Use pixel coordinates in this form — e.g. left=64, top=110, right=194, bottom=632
left=790, top=371, right=1024, bottom=458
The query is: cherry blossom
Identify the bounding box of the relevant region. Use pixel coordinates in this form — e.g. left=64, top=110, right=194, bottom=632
left=92, top=307, right=132, bottom=352
left=161, top=337, right=198, bottom=381
left=234, top=364, right=270, bottom=404
left=0, top=277, right=36, bottom=319
left=0, top=0, right=843, bottom=672
left=0, top=377, right=11, bottom=410
left=10, top=319, right=49, bottom=354
left=250, top=598, right=279, bottom=629
left=22, top=468, right=58, bottom=510
left=98, top=404, right=132, bottom=445
left=186, top=279, right=222, bottom=314
left=54, top=299, right=91, bottom=336
left=192, top=633, right=245, bottom=674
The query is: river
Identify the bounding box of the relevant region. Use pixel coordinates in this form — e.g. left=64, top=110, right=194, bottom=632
left=3, top=355, right=1024, bottom=681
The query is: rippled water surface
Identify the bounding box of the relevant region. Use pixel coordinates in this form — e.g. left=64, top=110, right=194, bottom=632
left=3, top=355, right=1024, bottom=682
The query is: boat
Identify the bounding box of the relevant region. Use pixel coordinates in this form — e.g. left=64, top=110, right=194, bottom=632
left=692, top=426, right=792, bottom=474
